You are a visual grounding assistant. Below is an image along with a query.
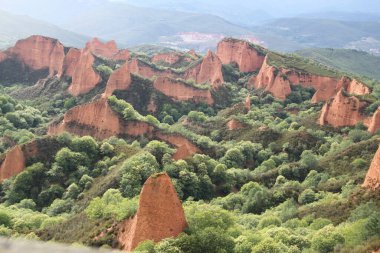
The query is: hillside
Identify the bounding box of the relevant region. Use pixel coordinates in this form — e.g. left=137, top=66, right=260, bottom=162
left=251, top=18, right=380, bottom=54
left=0, top=10, right=88, bottom=49
left=296, top=48, right=380, bottom=80
left=0, top=35, right=380, bottom=253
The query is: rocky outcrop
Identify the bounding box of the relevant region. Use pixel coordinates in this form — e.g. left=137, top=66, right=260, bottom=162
left=0, top=51, right=7, bottom=62
left=129, top=58, right=175, bottom=79
left=5, top=35, right=65, bottom=76
left=0, top=146, right=26, bottom=182
left=153, top=77, right=214, bottom=105
left=117, top=173, right=187, bottom=251
left=61, top=48, right=81, bottom=78
left=184, top=50, right=224, bottom=88
left=318, top=89, right=367, bottom=127
left=85, top=38, right=130, bottom=61
left=249, top=56, right=292, bottom=100
left=67, top=48, right=102, bottom=96
left=250, top=56, right=370, bottom=102
left=227, top=119, right=245, bottom=130
left=368, top=108, right=380, bottom=134
left=156, top=132, right=200, bottom=160
left=363, top=145, right=380, bottom=189
left=103, top=63, right=132, bottom=97
left=48, top=99, right=200, bottom=159
left=152, top=53, right=181, bottom=65
left=245, top=95, right=251, bottom=112
left=216, top=38, right=265, bottom=72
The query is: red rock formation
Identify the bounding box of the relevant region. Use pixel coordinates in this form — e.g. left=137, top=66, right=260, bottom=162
left=153, top=77, right=214, bottom=105
left=216, top=38, right=265, bottom=72
left=117, top=173, right=187, bottom=251
left=0, top=140, right=39, bottom=181
left=318, top=89, right=366, bottom=127
left=61, top=48, right=81, bottom=78
left=129, top=58, right=174, bottom=79
left=152, top=53, right=181, bottom=65
left=7, top=35, right=65, bottom=76
left=245, top=95, right=251, bottom=112
left=367, top=108, right=380, bottom=134
left=156, top=132, right=200, bottom=160
left=48, top=99, right=199, bottom=159
left=0, top=51, right=7, bottom=62
left=103, top=63, right=132, bottom=97
left=363, top=144, right=380, bottom=189
left=0, top=146, right=25, bottom=181
left=68, top=48, right=102, bottom=96
left=113, top=49, right=131, bottom=61
left=249, top=56, right=291, bottom=100
left=250, top=56, right=370, bottom=102
left=184, top=50, right=224, bottom=88
left=85, top=38, right=130, bottom=61
left=227, top=119, right=245, bottom=130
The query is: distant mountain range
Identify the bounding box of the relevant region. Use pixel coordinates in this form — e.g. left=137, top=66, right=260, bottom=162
left=0, top=10, right=88, bottom=49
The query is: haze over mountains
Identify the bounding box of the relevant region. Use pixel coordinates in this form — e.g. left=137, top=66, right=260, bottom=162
left=0, top=0, right=380, bottom=56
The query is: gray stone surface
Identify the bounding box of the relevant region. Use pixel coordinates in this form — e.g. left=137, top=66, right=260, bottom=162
left=0, top=237, right=121, bottom=253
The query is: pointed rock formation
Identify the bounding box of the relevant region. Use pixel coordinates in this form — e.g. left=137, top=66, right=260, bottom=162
left=0, top=146, right=26, bottom=182
left=153, top=77, right=214, bottom=105
left=227, top=119, right=245, bottom=131
left=61, top=48, right=81, bottom=78
left=152, top=53, right=181, bottom=65
left=216, top=38, right=265, bottom=72
left=249, top=56, right=291, bottom=100
left=318, top=89, right=366, bottom=127
left=337, top=76, right=371, bottom=96
left=86, top=38, right=130, bottom=61
left=245, top=95, right=251, bottom=112
left=368, top=108, right=380, bottom=134
left=184, top=50, right=224, bottom=88
left=68, top=47, right=102, bottom=96
left=5, top=35, right=65, bottom=76
left=129, top=58, right=175, bottom=79
left=117, top=173, right=187, bottom=251
left=363, top=145, right=380, bottom=189
left=103, top=63, right=132, bottom=97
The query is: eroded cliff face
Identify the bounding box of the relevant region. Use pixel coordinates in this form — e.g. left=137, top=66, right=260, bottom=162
left=227, top=119, right=245, bottom=131
left=67, top=48, right=102, bottom=96
left=152, top=53, right=181, bottom=65
left=184, top=50, right=224, bottom=88
left=5, top=35, right=66, bottom=76
left=48, top=98, right=124, bottom=139
left=85, top=38, right=130, bottom=61
left=0, top=140, right=42, bottom=181
left=249, top=56, right=292, bottom=100
left=61, top=48, right=81, bottom=78
left=153, top=77, right=214, bottom=105
left=156, top=132, right=200, bottom=160
left=368, top=108, right=380, bottom=134
left=0, top=51, right=7, bottom=62
left=363, top=145, right=380, bottom=189
left=117, top=173, right=187, bottom=251
left=250, top=56, right=370, bottom=102
left=103, top=63, right=132, bottom=97
left=129, top=58, right=175, bottom=79
left=48, top=99, right=199, bottom=160
left=216, top=38, right=265, bottom=73
left=318, top=89, right=367, bottom=127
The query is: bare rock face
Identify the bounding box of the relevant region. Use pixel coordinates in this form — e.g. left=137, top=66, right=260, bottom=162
left=368, top=108, right=380, bottom=134
left=152, top=53, right=181, bottom=65
left=85, top=38, right=130, bottom=61
left=48, top=99, right=199, bottom=160
left=363, top=144, right=380, bottom=189
left=61, top=48, right=81, bottom=78
left=184, top=50, right=224, bottom=88
left=129, top=58, right=175, bottom=79
left=156, top=132, right=200, bottom=160
left=153, top=77, right=214, bottom=105
left=117, top=173, right=187, bottom=251
left=245, top=96, right=251, bottom=112
left=0, top=140, right=41, bottom=181
left=249, top=56, right=292, bottom=100
left=103, top=63, right=132, bottom=97
left=0, top=51, right=7, bottom=62
left=68, top=48, right=102, bottom=96
left=318, top=89, right=366, bottom=127
left=216, top=38, right=265, bottom=72
left=227, top=119, right=245, bottom=130
left=337, top=76, right=371, bottom=96
left=6, top=35, right=65, bottom=76
left=48, top=98, right=128, bottom=139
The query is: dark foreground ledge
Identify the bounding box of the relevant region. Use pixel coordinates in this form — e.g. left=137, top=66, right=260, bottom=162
left=0, top=237, right=121, bottom=253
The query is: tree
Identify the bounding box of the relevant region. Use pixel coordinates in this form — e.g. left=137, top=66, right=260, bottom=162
left=221, top=148, right=245, bottom=168
left=251, top=238, right=282, bottom=253
left=311, top=225, right=344, bottom=253
left=145, top=140, right=174, bottom=164
left=71, top=136, right=99, bottom=160
left=298, top=189, right=317, bottom=204
left=0, top=211, right=12, bottom=227
left=53, top=148, right=89, bottom=174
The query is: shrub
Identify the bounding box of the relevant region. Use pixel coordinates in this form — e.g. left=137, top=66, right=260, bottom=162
left=311, top=225, right=345, bottom=253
